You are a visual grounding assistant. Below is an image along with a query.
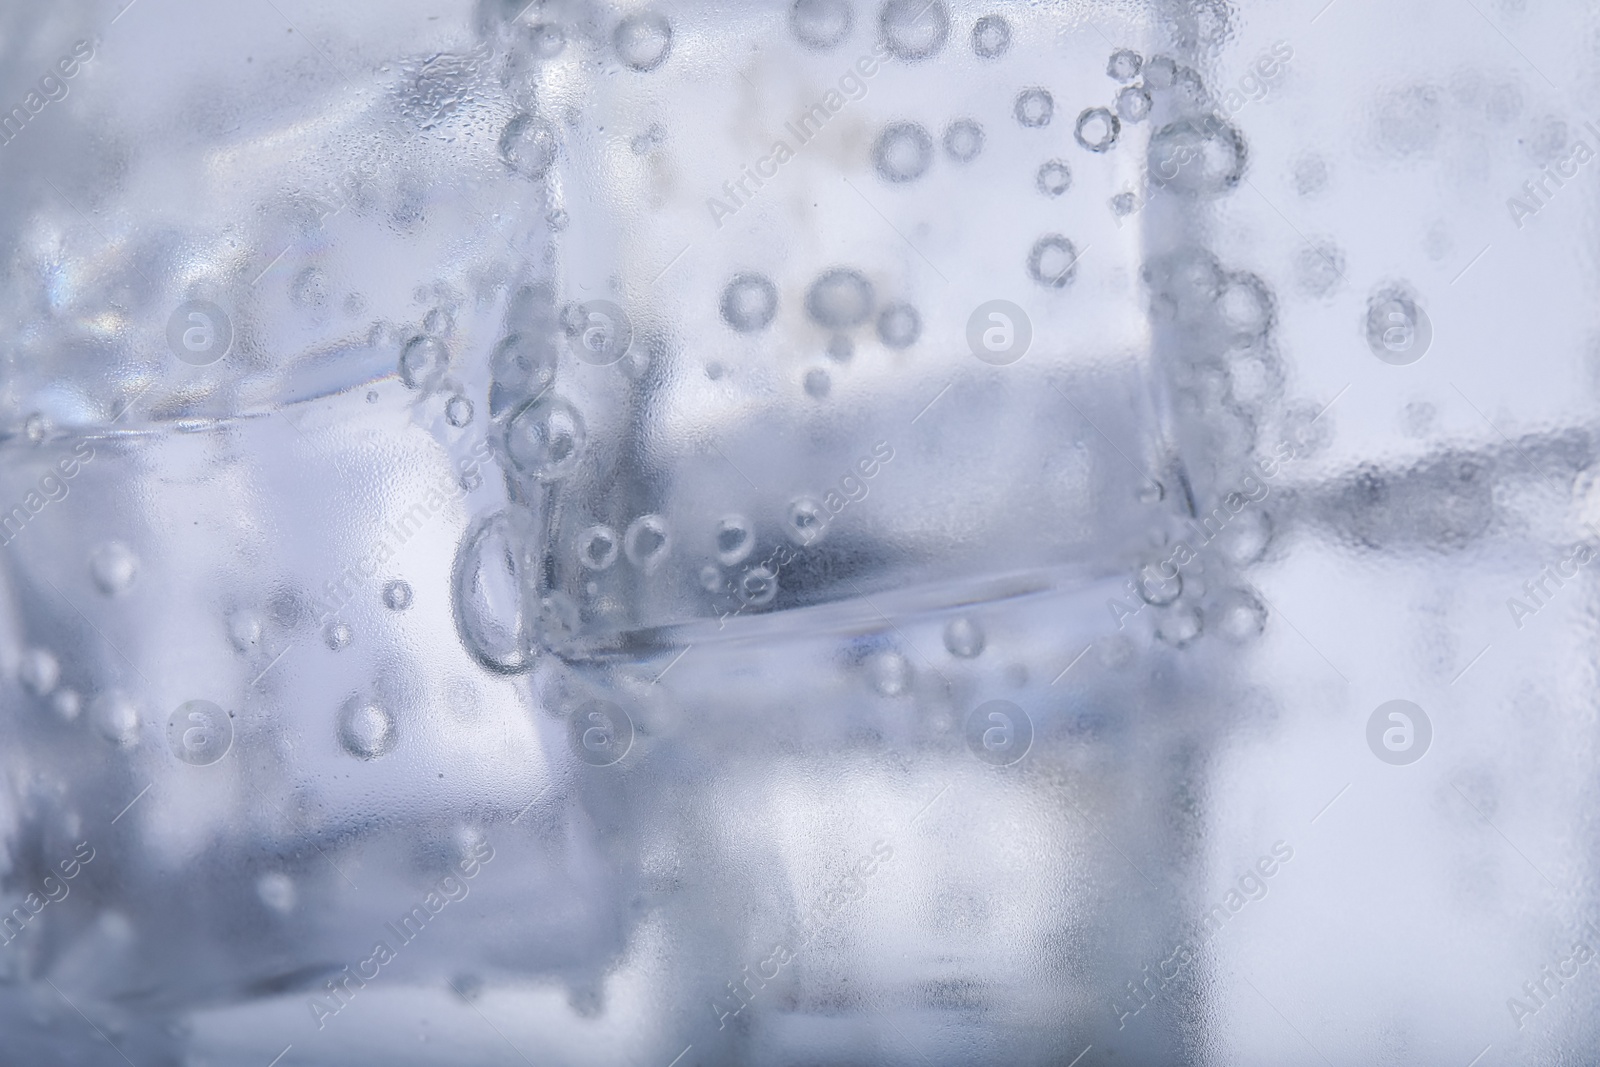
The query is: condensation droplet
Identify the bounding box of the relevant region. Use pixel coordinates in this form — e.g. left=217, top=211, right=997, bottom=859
left=720, top=273, right=779, bottom=333
left=1015, top=88, right=1054, bottom=128
left=880, top=0, right=949, bottom=61
left=383, top=579, right=413, bottom=611
left=805, top=269, right=874, bottom=330
left=399, top=335, right=450, bottom=391
left=971, top=14, right=1010, bottom=59
left=943, top=118, right=984, bottom=162
left=790, top=0, right=852, bottom=50
left=866, top=649, right=913, bottom=695
left=90, top=542, right=139, bottom=595
left=943, top=617, right=985, bottom=658
left=338, top=696, right=398, bottom=759
left=445, top=394, right=474, bottom=427
left=614, top=11, right=673, bottom=71
left=873, top=121, right=933, bottom=183
left=20, top=647, right=60, bottom=697
left=506, top=395, right=586, bottom=480
left=624, top=514, right=672, bottom=571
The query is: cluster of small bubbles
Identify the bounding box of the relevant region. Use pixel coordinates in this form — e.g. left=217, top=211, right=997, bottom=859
left=324, top=620, right=353, bottom=651
left=445, top=394, right=474, bottom=427
left=1116, top=85, right=1152, bottom=123
left=499, top=113, right=559, bottom=180
left=228, top=608, right=265, bottom=653
left=720, top=273, right=779, bottom=333
left=1014, top=88, right=1054, bottom=128
left=1217, top=272, right=1275, bottom=341
left=506, top=395, right=586, bottom=480
left=876, top=302, right=921, bottom=348
left=24, top=413, right=48, bottom=443
left=92, top=691, right=140, bottom=747
left=579, top=526, right=619, bottom=570
left=943, top=616, right=985, bottom=658
left=971, top=14, right=1010, bottom=59
left=943, top=119, right=984, bottom=162
left=880, top=0, right=949, bottom=61
left=524, top=21, right=566, bottom=58
left=1147, top=121, right=1247, bottom=196
left=805, top=368, right=832, bottom=398
left=20, top=647, right=60, bottom=696
left=715, top=516, right=754, bottom=566
left=1027, top=234, right=1080, bottom=289
left=1036, top=159, right=1072, bottom=196
left=790, top=0, right=853, bottom=51
left=383, top=579, right=413, bottom=611
left=1107, top=48, right=1143, bottom=81
left=872, top=121, right=934, bottom=183
left=52, top=688, right=82, bottom=722
left=1213, top=588, right=1267, bottom=642
left=90, top=542, right=139, bottom=596
left=826, top=335, right=853, bottom=362
left=399, top=335, right=450, bottom=391
left=787, top=498, right=829, bottom=544
left=805, top=269, right=875, bottom=330
left=614, top=11, right=673, bottom=71
left=257, top=872, right=297, bottom=913
left=1155, top=604, right=1203, bottom=648
left=338, top=695, right=398, bottom=759
left=738, top=564, right=779, bottom=606
left=624, top=514, right=671, bottom=571
left=866, top=649, right=913, bottom=695
left=1075, top=107, right=1121, bottom=152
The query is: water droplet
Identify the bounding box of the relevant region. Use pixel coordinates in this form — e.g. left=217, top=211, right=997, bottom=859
left=445, top=394, right=474, bottom=427
left=971, top=14, right=1010, bottom=58
left=453, top=511, right=536, bottom=674
left=720, top=273, right=779, bottom=333
left=876, top=302, right=921, bottom=348
left=579, top=525, right=620, bottom=571
left=499, top=113, right=559, bottom=179
left=1116, top=85, right=1152, bottom=123
left=872, top=121, right=933, bottom=183
left=1148, top=120, right=1247, bottom=196
left=1107, top=48, right=1143, bottom=81
left=879, top=0, right=949, bottom=61
left=1027, top=234, right=1080, bottom=289
left=92, top=691, right=140, bottom=747
left=399, top=335, right=449, bottom=391
left=506, top=395, right=586, bottom=480
left=1075, top=107, right=1121, bottom=152
left=338, top=696, right=397, bottom=759
left=1156, top=605, right=1203, bottom=648
left=257, top=872, right=297, bottom=913
left=52, top=687, right=82, bottom=722
left=943, top=617, right=985, bottom=658
left=805, top=268, right=874, bottom=329
left=942, top=118, right=984, bottom=162
left=90, top=542, right=138, bottom=596
left=19, top=647, right=59, bottom=697
left=866, top=649, right=912, bottom=695
left=738, top=564, right=779, bottom=606
left=383, top=579, right=413, bottom=611
left=1036, top=159, right=1072, bottom=197
left=805, top=368, right=832, bottom=398
left=614, top=11, right=673, bottom=71
left=24, top=413, right=48, bottom=443
left=228, top=609, right=264, bottom=652
left=324, top=621, right=353, bottom=651
left=787, top=498, right=829, bottom=545
left=1214, top=589, right=1267, bottom=642
left=1014, top=88, right=1054, bottom=128
left=790, top=0, right=852, bottom=50
left=715, top=516, right=755, bottom=566
left=624, top=514, right=671, bottom=571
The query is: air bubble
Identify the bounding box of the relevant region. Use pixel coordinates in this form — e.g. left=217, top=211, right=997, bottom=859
left=454, top=511, right=536, bottom=673
left=506, top=396, right=586, bottom=481
left=399, top=335, right=449, bottom=390
left=872, top=122, right=934, bottom=183
left=943, top=617, right=985, bottom=658
left=52, top=688, right=82, bottom=723
left=805, top=269, right=875, bottom=330
left=943, top=119, right=984, bottom=162
left=90, top=542, right=139, bottom=595
left=93, top=691, right=140, bottom=747
left=1214, top=508, right=1272, bottom=565
left=614, top=11, right=673, bottom=71
left=787, top=498, right=829, bottom=545
left=445, top=394, right=474, bottom=427
left=491, top=333, right=558, bottom=392
left=1148, top=120, right=1247, bottom=196
left=338, top=696, right=397, bottom=759
left=535, top=592, right=582, bottom=651
left=879, top=0, right=949, bottom=61
left=1107, top=48, right=1143, bottom=81
left=1156, top=605, right=1203, bottom=648
left=499, top=114, right=559, bottom=180
left=876, top=302, right=921, bottom=348
left=1027, top=235, right=1080, bottom=289
left=805, top=369, right=832, bottom=398
left=624, top=514, right=672, bottom=571
left=1116, top=85, right=1152, bottom=122
left=257, top=872, right=297, bottom=913
left=1074, top=107, right=1121, bottom=152
left=790, top=0, right=852, bottom=50
left=1036, top=160, right=1072, bottom=197
left=1217, top=272, right=1275, bottom=341
left=866, top=650, right=913, bottom=695
left=324, top=621, right=353, bottom=651
left=971, top=14, right=1010, bottom=59
left=739, top=564, right=779, bottom=606
left=425, top=308, right=453, bottom=337
left=1214, top=589, right=1267, bottom=642
left=1137, top=563, right=1182, bottom=606
left=720, top=273, right=779, bottom=333
left=715, top=516, right=755, bottom=566
left=1014, top=88, right=1054, bottom=128
left=525, top=22, right=567, bottom=58
left=228, top=608, right=265, bottom=653
left=1112, top=192, right=1138, bottom=217
left=826, top=335, right=853, bottom=362
left=579, top=526, right=620, bottom=571
left=1145, top=55, right=1178, bottom=89
left=383, top=579, right=413, bottom=611
left=24, top=414, right=47, bottom=443
left=699, top=564, right=727, bottom=594
left=19, top=647, right=60, bottom=697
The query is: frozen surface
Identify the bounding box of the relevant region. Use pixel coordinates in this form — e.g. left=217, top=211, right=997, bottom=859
left=2, top=0, right=1600, bottom=1063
